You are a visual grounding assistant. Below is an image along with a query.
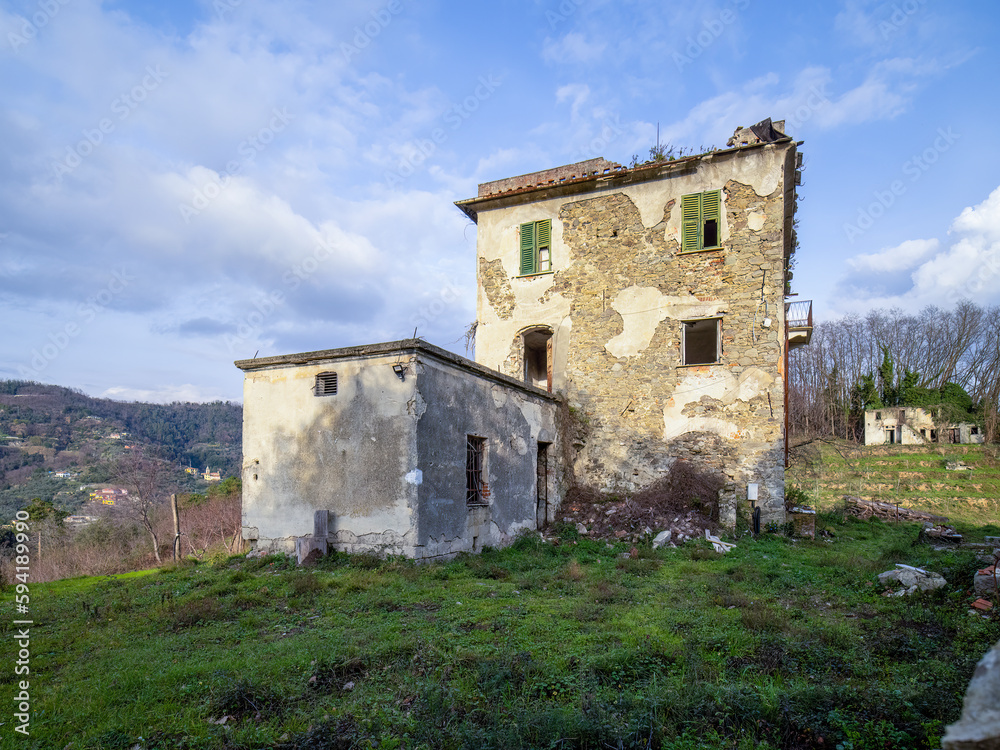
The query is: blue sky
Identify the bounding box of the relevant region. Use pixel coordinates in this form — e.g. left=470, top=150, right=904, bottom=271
left=1, top=0, right=998, bottom=402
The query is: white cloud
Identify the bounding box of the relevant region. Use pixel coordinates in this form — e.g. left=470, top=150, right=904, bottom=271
left=847, top=238, right=939, bottom=273
left=833, top=186, right=1000, bottom=312
left=542, top=32, right=606, bottom=64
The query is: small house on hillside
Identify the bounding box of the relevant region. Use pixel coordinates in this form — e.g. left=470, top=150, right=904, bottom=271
left=864, top=407, right=984, bottom=446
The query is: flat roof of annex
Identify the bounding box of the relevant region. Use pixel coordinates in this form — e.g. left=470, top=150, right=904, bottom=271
left=455, top=134, right=797, bottom=223
left=234, top=338, right=557, bottom=401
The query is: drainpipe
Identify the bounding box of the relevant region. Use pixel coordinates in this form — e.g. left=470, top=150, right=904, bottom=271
left=784, top=311, right=790, bottom=469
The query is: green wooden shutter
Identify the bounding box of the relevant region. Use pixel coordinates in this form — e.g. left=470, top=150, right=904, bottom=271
left=520, top=221, right=536, bottom=275
left=680, top=193, right=701, bottom=252
left=702, top=190, right=721, bottom=246
left=536, top=219, right=551, bottom=252
left=536, top=219, right=551, bottom=271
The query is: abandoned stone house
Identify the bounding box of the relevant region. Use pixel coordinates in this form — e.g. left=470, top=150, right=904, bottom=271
left=864, top=407, right=985, bottom=446
left=237, top=117, right=812, bottom=559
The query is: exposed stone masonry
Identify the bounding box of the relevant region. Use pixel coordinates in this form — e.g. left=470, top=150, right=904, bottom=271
left=479, top=257, right=515, bottom=320
left=542, top=179, right=787, bottom=518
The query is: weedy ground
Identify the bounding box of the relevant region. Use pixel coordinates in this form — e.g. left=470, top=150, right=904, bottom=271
left=787, top=439, right=1000, bottom=525
left=2, top=510, right=999, bottom=750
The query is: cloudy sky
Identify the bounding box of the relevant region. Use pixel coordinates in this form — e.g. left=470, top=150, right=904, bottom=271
left=1, top=0, right=997, bottom=403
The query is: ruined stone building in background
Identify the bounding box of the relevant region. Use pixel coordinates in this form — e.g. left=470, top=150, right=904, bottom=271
left=864, top=407, right=984, bottom=446
left=237, top=118, right=812, bottom=558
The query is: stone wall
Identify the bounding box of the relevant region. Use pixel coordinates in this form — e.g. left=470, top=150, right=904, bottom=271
left=467, top=142, right=797, bottom=525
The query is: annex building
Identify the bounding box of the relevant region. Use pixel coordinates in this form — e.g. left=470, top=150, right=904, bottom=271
left=237, top=118, right=812, bottom=558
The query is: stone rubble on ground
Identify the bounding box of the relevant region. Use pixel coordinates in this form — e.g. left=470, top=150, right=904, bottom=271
left=974, top=566, right=998, bottom=597
left=877, top=564, right=946, bottom=596
left=941, top=638, right=1000, bottom=749
left=652, top=530, right=672, bottom=549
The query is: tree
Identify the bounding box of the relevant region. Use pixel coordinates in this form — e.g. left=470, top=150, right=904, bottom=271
left=110, top=447, right=174, bottom=563
left=22, top=497, right=68, bottom=562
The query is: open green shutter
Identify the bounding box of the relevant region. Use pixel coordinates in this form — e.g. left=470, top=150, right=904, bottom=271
left=702, top=190, right=721, bottom=234
left=520, top=221, right=536, bottom=275
left=680, top=193, right=701, bottom=252
left=536, top=219, right=551, bottom=252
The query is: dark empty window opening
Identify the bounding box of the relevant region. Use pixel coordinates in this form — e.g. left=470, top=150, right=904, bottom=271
left=523, top=328, right=553, bottom=391
left=466, top=436, right=487, bottom=505
left=876, top=411, right=882, bottom=420
left=899, top=410, right=906, bottom=420
left=682, top=318, right=721, bottom=365
left=703, top=218, right=719, bottom=247
left=887, top=429, right=895, bottom=444
left=972, top=426, right=979, bottom=435
left=920, top=429, right=927, bottom=438
left=314, top=371, right=338, bottom=396
left=931, top=429, right=938, bottom=442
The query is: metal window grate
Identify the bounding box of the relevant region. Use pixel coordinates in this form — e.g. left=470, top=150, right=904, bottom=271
left=466, top=436, right=486, bottom=504
left=314, top=371, right=338, bottom=396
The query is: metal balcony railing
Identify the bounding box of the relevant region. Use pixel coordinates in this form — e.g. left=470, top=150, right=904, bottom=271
left=785, top=299, right=813, bottom=348
left=785, top=299, right=813, bottom=329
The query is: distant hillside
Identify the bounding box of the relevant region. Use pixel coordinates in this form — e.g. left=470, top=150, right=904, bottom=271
left=0, top=380, right=242, bottom=518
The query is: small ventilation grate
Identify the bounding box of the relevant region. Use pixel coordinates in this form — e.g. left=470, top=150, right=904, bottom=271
left=314, top=371, right=338, bottom=396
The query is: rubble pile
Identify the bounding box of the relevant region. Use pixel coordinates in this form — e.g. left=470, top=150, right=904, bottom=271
left=556, top=491, right=717, bottom=545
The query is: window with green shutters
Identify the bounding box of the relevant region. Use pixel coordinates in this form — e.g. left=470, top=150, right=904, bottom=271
left=680, top=189, right=722, bottom=253
left=519, top=219, right=552, bottom=276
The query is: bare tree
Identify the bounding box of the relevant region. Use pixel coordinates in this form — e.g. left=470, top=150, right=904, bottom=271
left=789, top=302, right=998, bottom=442
left=110, top=447, right=174, bottom=563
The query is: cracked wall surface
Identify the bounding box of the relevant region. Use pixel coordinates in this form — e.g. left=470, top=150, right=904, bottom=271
left=470, top=143, right=797, bottom=524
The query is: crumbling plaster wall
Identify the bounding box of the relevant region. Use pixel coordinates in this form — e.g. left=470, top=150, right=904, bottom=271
left=474, top=145, right=794, bottom=523
left=413, top=356, right=559, bottom=559
left=241, top=354, right=421, bottom=555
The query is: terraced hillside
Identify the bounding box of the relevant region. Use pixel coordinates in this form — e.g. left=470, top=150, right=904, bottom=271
left=787, top=438, right=1000, bottom=526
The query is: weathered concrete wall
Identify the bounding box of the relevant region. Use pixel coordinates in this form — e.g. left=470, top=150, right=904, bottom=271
left=468, top=143, right=796, bottom=524
left=238, top=341, right=560, bottom=559
left=413, top=356, right=559, bottom=559
left=240, top=351, right=421, bottom=555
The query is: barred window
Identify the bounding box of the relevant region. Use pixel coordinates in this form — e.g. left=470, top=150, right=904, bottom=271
left=466, top=436, right=487, bottom=505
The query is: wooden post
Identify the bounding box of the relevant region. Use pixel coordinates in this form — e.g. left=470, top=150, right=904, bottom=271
left=171, top=493, right=181, bottom=562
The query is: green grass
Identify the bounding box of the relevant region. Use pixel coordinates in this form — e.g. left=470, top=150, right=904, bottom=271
left=2, top=517, right=998, bottom=750
left=787, top=439, right=1000, bottom=526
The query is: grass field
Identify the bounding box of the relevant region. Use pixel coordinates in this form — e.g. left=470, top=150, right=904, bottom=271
left=3, top=510, right=999, bottom=749
left=786, top=439, right=1000, bottom=526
